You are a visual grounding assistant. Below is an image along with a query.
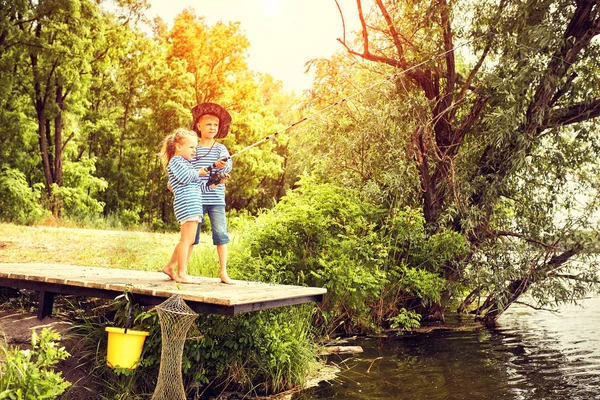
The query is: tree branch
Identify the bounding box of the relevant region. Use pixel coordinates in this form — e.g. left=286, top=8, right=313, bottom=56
left=541, top=97, right=600, bottom=129
left=374, top=0, right=407, bottom=69
left=552, top=274, right=600, bottom=284
left=334, top=0, right=346, bottom=44
left=513, top=301, right=557, bottom=312
left=490, top=229, right=558, bottom=250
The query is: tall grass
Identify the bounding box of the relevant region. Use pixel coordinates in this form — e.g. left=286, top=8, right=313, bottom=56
left=0, top=222, right=236, bottom=279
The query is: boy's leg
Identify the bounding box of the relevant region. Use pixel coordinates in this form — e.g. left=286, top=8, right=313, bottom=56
left=174, top=221, right=199, bottom=283
left=216, top=244, right=231, bottom=284
left=206, top=205, right=232, bottom=284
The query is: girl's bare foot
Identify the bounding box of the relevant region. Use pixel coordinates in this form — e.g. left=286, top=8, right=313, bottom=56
left=175, top=274, right=195, bottom=284
left=162, top=266, right=175, bottom=281
left=220, top=271, right=233, bottom=284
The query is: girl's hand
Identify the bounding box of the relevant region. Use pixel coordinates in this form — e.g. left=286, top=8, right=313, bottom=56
left=199, top=167, right=209, bottom=177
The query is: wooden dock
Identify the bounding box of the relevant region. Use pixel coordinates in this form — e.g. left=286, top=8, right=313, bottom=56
left=0, top=263, right=326, bottom=319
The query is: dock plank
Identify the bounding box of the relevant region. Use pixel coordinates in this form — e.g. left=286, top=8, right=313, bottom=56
left=0, top=263, right=326, bottom=317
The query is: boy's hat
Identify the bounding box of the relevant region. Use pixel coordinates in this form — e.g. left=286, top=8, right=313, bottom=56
left=191, top=102, right=232, bottom=139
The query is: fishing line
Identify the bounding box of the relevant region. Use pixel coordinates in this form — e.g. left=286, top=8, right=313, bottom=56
left=207, top=33, right=489, bottom=173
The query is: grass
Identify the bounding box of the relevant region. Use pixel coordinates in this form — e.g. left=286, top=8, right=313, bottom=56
left=0, top=222, right=228, bottom=279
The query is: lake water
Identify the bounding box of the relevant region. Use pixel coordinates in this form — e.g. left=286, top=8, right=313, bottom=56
left=293, top=296, right=600, bottom=400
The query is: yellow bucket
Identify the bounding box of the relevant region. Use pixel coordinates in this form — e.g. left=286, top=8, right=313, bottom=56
left=105, top=327, right=150, bottom=369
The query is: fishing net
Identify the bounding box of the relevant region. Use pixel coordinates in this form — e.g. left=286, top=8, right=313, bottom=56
left=151, top=295, right=198, bottom=400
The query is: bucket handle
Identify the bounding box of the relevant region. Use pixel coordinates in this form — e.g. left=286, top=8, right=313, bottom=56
left=124, top=293, right=134, bottom=334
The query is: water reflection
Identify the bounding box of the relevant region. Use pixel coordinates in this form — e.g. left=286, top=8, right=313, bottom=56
left=294, top=297, right=600, bottom=400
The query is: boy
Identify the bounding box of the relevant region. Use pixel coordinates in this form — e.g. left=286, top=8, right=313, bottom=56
left=190, top=102, right=233, bottom=284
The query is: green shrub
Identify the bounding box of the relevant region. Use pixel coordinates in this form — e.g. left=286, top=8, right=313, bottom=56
left=0, top=167, right=49, bottom=224
left=54, top=158, right=108, bottom=219
left=230, top=179, right=470, bottom=335
left=0, top=329, right=71, bottom=399
left=69, top=299, right=318, bottom=399
left=231, top=177, right=387, bottom=333
left=178, top=305, right=319, bottom=397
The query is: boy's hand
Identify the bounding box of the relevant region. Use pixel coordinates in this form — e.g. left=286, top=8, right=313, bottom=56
left=215, top=158, right=227, bottom=169
left=207, top=172, right=230, bottom=187
left=199, top=167, right=209, bottom=177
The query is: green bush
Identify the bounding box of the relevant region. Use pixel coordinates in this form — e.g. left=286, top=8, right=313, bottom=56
left=0, top=329, right=71, bottom=399
left=54, top=158, right=108, bottom=219
left=230, top=178, right=469, bottom=335
left=231, top=177, right=387, bottom=332
left=0, top=167, right=49, bottom=224
left=179, top=305, right=319, bottom=396
left=69, top=299, right=318, bottom=399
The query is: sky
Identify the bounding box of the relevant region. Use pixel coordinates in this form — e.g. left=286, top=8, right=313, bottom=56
left=145, top=0, right=362, bottom=92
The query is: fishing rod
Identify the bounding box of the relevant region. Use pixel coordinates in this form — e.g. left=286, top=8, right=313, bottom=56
left=204, top=116, right=307, bottom=185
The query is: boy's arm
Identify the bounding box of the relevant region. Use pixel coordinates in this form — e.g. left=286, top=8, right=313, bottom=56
left=216, top=145, right=232, bottom=173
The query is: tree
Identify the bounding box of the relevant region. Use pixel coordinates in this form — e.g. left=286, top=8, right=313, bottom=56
left=332, top=0, right=600, bottom=324
left=8, top=0, right=100, bottom=216
left=167, top=8, right=250, bottom=105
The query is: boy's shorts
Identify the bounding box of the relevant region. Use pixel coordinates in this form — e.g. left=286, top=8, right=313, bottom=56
left=193, top=205, right=230, bottom=245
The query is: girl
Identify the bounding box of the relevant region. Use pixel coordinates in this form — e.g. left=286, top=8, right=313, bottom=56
left=159, top=128, right=213, bottom=284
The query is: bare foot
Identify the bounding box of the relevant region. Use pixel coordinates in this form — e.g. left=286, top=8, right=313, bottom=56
left=162, top=266, right=175, bottom=281
left=175, top=274, right=195, bottom=284
left=220, top=271, right=233, bottom=284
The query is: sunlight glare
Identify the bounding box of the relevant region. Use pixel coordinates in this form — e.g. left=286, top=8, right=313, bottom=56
left=263, top=0, right=280, bottom=17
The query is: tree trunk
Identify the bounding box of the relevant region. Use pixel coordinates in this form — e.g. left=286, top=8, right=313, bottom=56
left=475, top=246, right=583, bottom=326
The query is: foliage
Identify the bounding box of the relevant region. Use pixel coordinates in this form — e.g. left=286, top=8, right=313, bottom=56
left=0, top=329, right=71, bottom=400
left=0, top=168, right=50, bottom=224
left=69, top=301, right=319, bottom=398
left=231, top=178, right=468, bottom=334
left=303, top=0, right=600, bottom=324
left=52, top=159, right=108, bottom=219
left=389, top=308, right=422, bottom=332
left=175, top=306, right=318, bottom=397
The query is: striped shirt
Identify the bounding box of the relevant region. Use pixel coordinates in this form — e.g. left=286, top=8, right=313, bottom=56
left=168, top=156, right=210, bottom=223
left=190, top=142, right=232, bottom=205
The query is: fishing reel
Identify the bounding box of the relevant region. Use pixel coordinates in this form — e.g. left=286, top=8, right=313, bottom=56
left=206, top=169, right=230, bottom=187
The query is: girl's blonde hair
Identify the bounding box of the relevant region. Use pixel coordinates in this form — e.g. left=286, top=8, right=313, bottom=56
left=160, top=128, right=197, bottom=169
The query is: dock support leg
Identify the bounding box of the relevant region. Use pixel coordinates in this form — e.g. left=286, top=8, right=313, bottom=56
left=38, top=291, right=55, bottom=320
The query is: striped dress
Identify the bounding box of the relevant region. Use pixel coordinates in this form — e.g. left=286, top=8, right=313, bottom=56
left=190, top=143, right=232, bottom=205
left=168, top=156, right=210, bottom=223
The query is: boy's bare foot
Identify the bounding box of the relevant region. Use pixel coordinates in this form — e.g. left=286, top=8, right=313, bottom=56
left=162, top=266, right=175, bottom=281
left=175, top=274, right=195, bottom=284
left=220, top=271, right=233, bottom=284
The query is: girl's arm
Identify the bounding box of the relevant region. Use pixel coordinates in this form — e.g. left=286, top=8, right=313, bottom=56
left=169, top=157, right=203, bottom=185
left=170, top=157, right=213, bottom=193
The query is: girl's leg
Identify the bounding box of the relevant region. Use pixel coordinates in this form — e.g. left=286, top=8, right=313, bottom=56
left=185, top=219, right=203, bottom=267
left=161, top=248, right=177, bottom=280
left=174, top=221, right=199, bottom=283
